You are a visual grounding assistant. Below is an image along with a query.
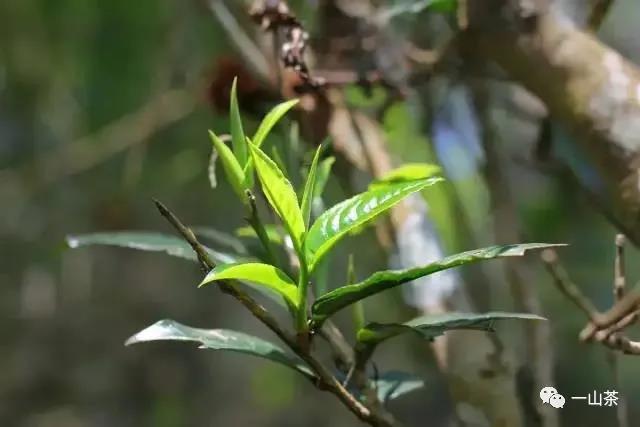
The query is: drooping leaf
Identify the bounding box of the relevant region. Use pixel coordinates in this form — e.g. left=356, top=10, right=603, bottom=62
left=300, top=144, right=324, bottom=228
left=375, top=371, right=425, bottom=402
left=199, top=263, right=298, bottom=308
left=230, top=77, right=248, bottom=166
left=236, top=225, right=284, bottom=245
left=311, top=243, right=563, bottom=324
left=252, top=99, right=299, bottom=148
left=357, top=312, right=545, bottom=345
left=126, top=319, right=314, bottom=379
left=66, top=232, right=239, bottom=264
left=305, top=178, right=444, bottom=271
left=248, top=142, right=305, bottom=252
left=371, top=163, right=441, bottom=187
left=209, top=130, right=246, bottom=201
left=337, top=370, right=424, bottom=403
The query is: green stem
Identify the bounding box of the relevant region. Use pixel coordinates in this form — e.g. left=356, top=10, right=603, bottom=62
left=296, top=260, right=309, bottom=335
left=246, top=190, right=278, bottom=266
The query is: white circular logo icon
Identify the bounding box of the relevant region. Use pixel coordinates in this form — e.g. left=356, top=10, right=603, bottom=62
left=540, top=386, right=564, bottom=409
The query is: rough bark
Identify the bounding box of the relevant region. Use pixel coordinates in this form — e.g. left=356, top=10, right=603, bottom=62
left=464, top=3, right=640, bottom=244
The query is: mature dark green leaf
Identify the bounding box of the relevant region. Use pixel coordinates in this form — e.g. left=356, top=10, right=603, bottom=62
left=66, top=232, right=239, bottom=264
left=305, top=178, right=443, bottom=271
left=300, top=144, right=324, bottom=228
left=199, top=263, right=298, bottom=307
left=357, top=312, right=545, bottom=345
left=209, top=130, right=246, bottom=200
left=248, top=142, right=305, bottom=252
left=230, top=77, right=248, bottom=166
left=375, top=371, right=425, bottom=402
left=126, top=319, right=314, bottom=379
left=312, top=243, right=563, bottom=324
left=338, top=370, right=424, bottom=403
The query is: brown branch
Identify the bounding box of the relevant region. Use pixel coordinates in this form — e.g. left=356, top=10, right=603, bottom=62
left=541, top=249, right=600, bottom=319
left=154, top=199, right=399, bottom=427
left=541, top=245, right=640, bottom=356
left=462, top=4, right=640, bottom=245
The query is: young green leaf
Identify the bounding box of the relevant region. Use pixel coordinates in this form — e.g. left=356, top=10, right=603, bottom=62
left=66, top=231, right=240, bottom=264
left=252, top=99, right=299, bottom=148
left=230, top=77, right=248, bottom=165
left=248, top=142, right=306, bottom=252
left=313, top=156, right=335, bottom=200
left=209, top=130, right=246, bottom=201
left=300, top=144, right=324, bottom=228
left=199, top=262, right=299, bottom=308
left=126, top=319, right=314, bottom=379
left=305, top=178, right=444, bottom=271
left=311, top=243, right=564, bottom=325
left=356, top=312, right=545, bottom=345
left=371, top=163, right=441, bottom=186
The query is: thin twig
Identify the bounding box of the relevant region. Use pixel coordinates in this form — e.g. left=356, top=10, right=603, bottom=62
left=541, top=249, right=600, bottom=319
left=154, top=199, right=399, bottom=426
left=542, top=247, right=640, bottom=356
left=609, top=234, right=629, bottom=427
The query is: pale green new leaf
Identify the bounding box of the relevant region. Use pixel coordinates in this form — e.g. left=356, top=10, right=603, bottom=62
left=357, top=312, right=545, bottom=345
left=253, top=99, right=299, bottom=148
left=305, top=178, right=443, bottom=271
left=243, top=100, right=299, bottom=188
left=300, top=144, right=324, bottom=228
left=371, top=163, right=441, bottom=187
left=230, top=77, right=248, bottom=165
left=126, top=319, right=314, bottom=379
left=248, top=142, right=305, bottom=252
left=199, top=262, right=298, bottom=308
left=313, top=157, right=335, bottom=199
left=311, top=243, right=564, bottom=324
left=209, top=130, right=246, bottom=200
